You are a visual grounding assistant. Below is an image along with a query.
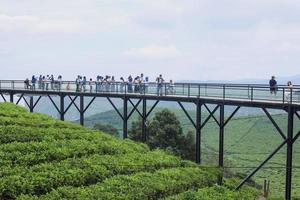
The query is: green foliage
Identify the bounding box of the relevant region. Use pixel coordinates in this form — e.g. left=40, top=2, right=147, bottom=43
left=93, top=123, right=119, bottom=137
left=20, top=167, right=220, bottom=200
left=0, top=103, right=259, bottom=199
left=129, top=109, right=196, bottom=160
left=165, top=185, right=260, bottom=200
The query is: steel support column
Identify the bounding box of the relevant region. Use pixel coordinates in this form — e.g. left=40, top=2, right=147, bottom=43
left=10, top=92, right=14, bottom=103
left=196, top=100, right=202, bottom=164
left=123, top=97, right=128, bottom=139
left=60, top=95, right=65, bottom=121
left=219, top=104, right=225, bottom=184
left=142, top=98, right=147, bottom=142
left=80, top=95, right=84, bottom=126
left=29, top=96, right=34, bottom=112
left=286, top=106, right=294, bottom=200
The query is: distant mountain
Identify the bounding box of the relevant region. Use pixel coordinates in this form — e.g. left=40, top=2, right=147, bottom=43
left=179, top=74, right=300, bottom=85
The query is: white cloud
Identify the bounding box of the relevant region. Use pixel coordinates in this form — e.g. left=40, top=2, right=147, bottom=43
left=0, top=14, right=82, bottom=33
left=124, top=45, right=180, bottom=59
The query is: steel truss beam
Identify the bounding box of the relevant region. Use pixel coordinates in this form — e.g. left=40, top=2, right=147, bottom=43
left=177, top=101, right=196, bottom=128
left=0, top=93, right=7, bottom=102
left=262, top=108, right=286, bottom=140
left=236, top=139, right=288, bottom=190
left=15, top=94, right=24, bottom=105
left=48, top=95, right=61, bottom=114
left=107, top=97, right=124, bottom=120
left=295, top=111, right=300, bottom=120
left=201, top=105, right=220, bottom=129
left=28, top=96, right=42, bottom=112
left=236, top=106, right=298, bottom=200
left=204, top=104, right=220, bottom=126
left=107, top=97, right=159, bottom=141
left=223, top=106, right=240, bottom=127
left=146, top=100, right=159, bottom=118
left=128, top=99, right=142, bottom=119
left=67, top=95, right=80, bottom=112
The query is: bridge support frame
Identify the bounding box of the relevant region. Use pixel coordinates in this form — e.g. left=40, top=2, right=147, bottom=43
left=2, top=88, right=300, bottom=199
left=10, top=92, right=14, bottom=103
left=286, top=106, right=294, bottom=200
left=196, top=100, right=202, bottom=164
left=218, top=104, right=225, bottom=184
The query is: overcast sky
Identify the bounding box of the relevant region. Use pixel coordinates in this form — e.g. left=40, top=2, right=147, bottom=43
left=1, top=0, right=300, bottom=81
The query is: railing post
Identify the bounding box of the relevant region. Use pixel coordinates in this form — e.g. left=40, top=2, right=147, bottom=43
left=164, top=83, right=167, bottom=95
left=198, top=84, right=201, bottom=97
left=223, top=85, right=225, bottom=100
left=12, top=81, right=15, bottom=90
left=283, top=88, right=285, bottom=104
left=285, top=105, right=294, bottom=200
left=188, top=84, right=190, bottom=97
left=247, top=85, right=250, bottom=99
left=251, top=87, right=254, bottom=101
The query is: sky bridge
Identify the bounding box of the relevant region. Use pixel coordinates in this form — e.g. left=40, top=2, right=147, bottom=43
left=1, top=80, right=300, bottom=200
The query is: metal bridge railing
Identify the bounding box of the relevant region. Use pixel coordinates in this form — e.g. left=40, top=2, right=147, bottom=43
left=0, top=80, right=299, bottom=104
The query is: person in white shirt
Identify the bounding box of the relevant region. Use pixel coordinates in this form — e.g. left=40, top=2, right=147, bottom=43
left=285, top=81, right=293, bottom=102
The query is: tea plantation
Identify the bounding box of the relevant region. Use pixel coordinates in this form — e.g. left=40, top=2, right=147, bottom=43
left=0, top=103, right=259, bottom=199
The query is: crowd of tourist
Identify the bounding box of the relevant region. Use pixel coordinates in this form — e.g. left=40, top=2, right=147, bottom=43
left=23, top=74, right=295, bottom=99
left=24, top=74, right=176, bottom=95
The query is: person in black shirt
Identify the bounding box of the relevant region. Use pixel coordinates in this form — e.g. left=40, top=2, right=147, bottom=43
left=269, top=76, right=277, bottom=95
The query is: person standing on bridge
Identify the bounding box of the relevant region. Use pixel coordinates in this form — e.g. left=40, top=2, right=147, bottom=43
left=45, top=75, right=50, bottom=90
left=156, top=74, right=164, bottom=96
left=285, top=81, right=293, bottom=102
left=120, top=77, right=125, bottom=93
left=38, top=75, right=42, bottom=89
left=89, top=78, right=93, bottom=92
left=50, top=75, right=55, bottom=90
left=57, top=75, right=62, bottom=91
left=128, top=75, right=133, bottom=93
left=31, top=75, right=36, bottom=90
left=269, top=76, right=277, bottom=95
left=82, top=76, right=87, bottom=92
left=76, top=75, right=81, bottom=92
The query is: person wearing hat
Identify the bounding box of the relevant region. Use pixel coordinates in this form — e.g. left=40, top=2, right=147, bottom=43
left=269, top=76, right=277, bottom=95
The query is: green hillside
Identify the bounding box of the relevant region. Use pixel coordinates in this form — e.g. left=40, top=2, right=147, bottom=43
left=83, top=106, right=300, bottom=198
left=0, top=103, right=259, bottom=199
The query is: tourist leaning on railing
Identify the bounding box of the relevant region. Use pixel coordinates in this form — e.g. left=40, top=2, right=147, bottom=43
left=24, top=78, right=31, bottom=89
left=269, top=76, right=277, bottom=95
